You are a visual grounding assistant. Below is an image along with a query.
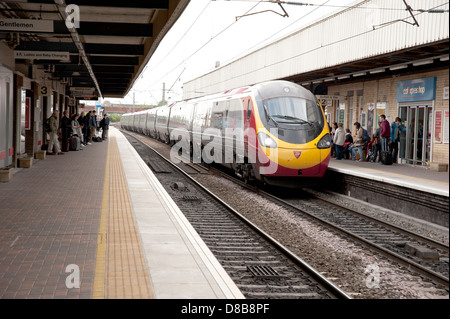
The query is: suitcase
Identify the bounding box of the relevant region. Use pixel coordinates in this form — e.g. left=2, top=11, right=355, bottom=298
left=70, top=136, right=81, bottom=151
left=381, top=151, right=392, bottom=165
left=380, top=139, right=392, bottom=165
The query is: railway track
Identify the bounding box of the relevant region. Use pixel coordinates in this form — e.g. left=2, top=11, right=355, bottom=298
left=122, top=130, right=351, bottom=299
left=122, top=129, right=449, bottom=297
left=204, top=163, right=449, bottom=289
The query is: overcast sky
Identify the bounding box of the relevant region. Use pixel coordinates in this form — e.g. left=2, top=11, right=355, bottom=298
left=103, top=0, right=358, bottom=105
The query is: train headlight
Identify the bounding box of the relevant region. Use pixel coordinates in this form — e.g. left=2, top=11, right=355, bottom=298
left=258, top=132, right=278, bottom=148
left=317, top=133, right=332, bottom=149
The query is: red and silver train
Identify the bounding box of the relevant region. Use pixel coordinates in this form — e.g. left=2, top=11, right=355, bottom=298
left=121, top=81, right=331, bottom=187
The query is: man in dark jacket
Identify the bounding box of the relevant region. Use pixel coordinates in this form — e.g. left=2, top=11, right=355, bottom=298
left=100, top=114, right=110, bottom=140
left=85, top=111, right=92, bottom=144
left=61, top=110, right=72, bottom=152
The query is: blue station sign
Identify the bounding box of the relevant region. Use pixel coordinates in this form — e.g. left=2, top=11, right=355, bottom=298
left=397, top=77, right=436, bottom=102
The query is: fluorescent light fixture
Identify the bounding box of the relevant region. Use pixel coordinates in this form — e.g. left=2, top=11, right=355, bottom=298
left=440, top=55, right=449, bottom=62
left=390, top=65, right=408, bottom=71
left=413, top=59, right=433, bottom=66
left=313, top=80, right=323, bottom=84
left=370, top=69, right=385, bottom=74
left=338, top=75, right=350, bottom=80
left=353, top=72, right=366, bottom=77
left=324, top=78, right=335, bottom=82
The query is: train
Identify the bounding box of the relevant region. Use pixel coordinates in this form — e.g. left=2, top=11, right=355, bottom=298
left=121, top=80, right=331, bottom=187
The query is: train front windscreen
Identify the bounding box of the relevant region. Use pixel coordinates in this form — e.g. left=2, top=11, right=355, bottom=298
left=256, top=95, right=325, bottom=145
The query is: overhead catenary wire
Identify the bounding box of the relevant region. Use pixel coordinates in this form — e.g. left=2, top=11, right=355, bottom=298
left=140, top=1, right=264, bottom=92
left=139, top=0, right=448, bottom=97
left=190, top=1, right=449, bottom=92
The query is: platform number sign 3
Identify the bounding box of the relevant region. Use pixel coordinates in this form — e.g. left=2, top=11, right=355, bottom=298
left=39, top=85, right=50, bottom=96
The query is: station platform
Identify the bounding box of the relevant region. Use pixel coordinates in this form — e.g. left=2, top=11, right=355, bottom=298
left=328, top=158, right=449, bottom=198
left=0, top=127, right=244, bottom=299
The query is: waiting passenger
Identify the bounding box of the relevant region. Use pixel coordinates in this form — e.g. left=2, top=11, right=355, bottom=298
left=390, top=117, right=406, bottom=163
left=100, top=114, right=110, bottom=140
left=333, top=123, right=345, bottom=160
left=350, top=122, right=364, bottom=161
left=379, top=114, right=390, bottom=153
left=343, top=128, right=353, bottom=159
left=330, top=122, right=338, bottom=158
left=71, top=113, right=84, bottom=148
left=89, top=110, right=97, bottom=143
left=78, top=112, right=88, bottom=146
left=61, top=110, right=72, bottom=153
left=372, top=122, right=382, bottom=163
left=46, top=111, right=64, bottom=155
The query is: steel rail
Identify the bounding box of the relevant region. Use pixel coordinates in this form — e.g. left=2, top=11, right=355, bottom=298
left=122, top=130, right=352, bottom=300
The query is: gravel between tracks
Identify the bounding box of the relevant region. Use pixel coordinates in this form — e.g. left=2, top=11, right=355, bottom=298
left=193, top=175, right=448, bottom=299
left=124, top=130, right=449, bottom=299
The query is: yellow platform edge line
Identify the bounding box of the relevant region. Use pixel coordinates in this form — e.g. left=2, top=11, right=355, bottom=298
left=92, top=139, right=110, bottom=299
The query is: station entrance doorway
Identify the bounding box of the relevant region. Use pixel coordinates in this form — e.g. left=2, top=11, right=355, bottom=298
left=399, top=103, right=433, bottom=166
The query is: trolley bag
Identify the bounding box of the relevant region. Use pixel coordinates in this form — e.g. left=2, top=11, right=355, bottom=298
left=381, top=139, right=392, bottom=165
left=70, top=136, right=81, bottom=151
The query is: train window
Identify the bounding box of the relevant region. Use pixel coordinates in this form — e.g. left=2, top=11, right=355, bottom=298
left=246, top=100, right=252, bottom=121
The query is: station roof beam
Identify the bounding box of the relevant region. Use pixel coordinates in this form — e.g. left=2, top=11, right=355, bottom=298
left=0, top=0, right=190, bottom=99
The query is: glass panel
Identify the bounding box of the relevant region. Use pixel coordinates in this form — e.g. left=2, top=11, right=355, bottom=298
left=399, top=107, right=408, bottom=159
left=416, top=107, right=425, bottom=163
left=426, top=107, right=433, bottom=163
left=406, top=107, right=416, bottom=164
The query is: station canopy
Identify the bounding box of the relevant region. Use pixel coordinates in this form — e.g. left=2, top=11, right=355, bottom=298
left=1, top=0, right=190, bottom=99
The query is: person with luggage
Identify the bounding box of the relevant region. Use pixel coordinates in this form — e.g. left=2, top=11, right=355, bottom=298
left=89, top=110, right=97, bottom=143
left=71, top=113, right=83, bottom=151
left=379, top=114, right=392, bottom=165
left=61, top=110, right=72, bottom=153
left=390, top=117, right=406, bottom=163
left=379, top=114, right=390, bottom=152
left=46, top=111, right=64, bottom=155
left=372, top=122, right=382, bottom=163
left=78, top=112, right=88, bottom=146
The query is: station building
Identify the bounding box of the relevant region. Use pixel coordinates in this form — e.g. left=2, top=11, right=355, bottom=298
left=0, top=0, right=189, bottom=170
left=183, top=0, right=449, bottom=171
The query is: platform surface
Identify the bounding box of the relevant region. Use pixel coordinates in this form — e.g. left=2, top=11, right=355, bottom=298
left=0, top=128, right=244, bottom=299
left=328, top=158, right=449, bottom=197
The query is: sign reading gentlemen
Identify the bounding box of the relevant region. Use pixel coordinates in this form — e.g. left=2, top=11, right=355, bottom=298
left=0, top=19, right=54, bottom=32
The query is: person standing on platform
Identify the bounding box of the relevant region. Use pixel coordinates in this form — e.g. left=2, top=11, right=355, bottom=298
left=89, top=110, right=97, bottom=143
left=379, top=114, right=390, bottom=153
left=46, top=111, right=64, bottom=155
left=100, top=113, right=110, bottom=140
left=78, top=112, right=87, bottom=146
left=85, top=111, right=92, bottom=144
left=61, top=110, right=72, bottom=153
left=390, top=117, right=406, bottom=163
left=372, top=122, right=382, bottom=163
left=71, top=113, right=84, bottom=149
left=333, top=123, right=345, bottom=160
left=330, top=122, right=337, bottom=158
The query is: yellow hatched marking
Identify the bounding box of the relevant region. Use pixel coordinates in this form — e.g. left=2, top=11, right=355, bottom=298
left=103, top=134, right=154, bottom=299
left=92, top=137, right=110, bottom=299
